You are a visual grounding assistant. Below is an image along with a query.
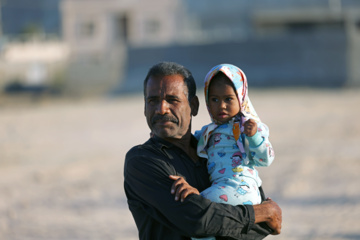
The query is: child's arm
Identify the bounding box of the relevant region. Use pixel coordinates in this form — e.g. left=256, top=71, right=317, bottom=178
left=244, top=119, right=275, bottom=167
left=169, top=175, right=200, bottom=202
left=243, top=119, right=258, bottom=137
left=193, top=124, right=209, bottom=141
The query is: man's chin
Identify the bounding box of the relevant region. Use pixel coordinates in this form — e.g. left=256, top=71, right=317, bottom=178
left=152, top=128, right=175, bottom=139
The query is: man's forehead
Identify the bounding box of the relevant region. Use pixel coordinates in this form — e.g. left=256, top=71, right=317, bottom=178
left=146, top=75, right=187, bottom=95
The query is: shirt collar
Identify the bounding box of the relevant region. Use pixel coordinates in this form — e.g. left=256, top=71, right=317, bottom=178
left=152, top=134, right=198, bottom=150
left=151, top=135, right=205, bottom=165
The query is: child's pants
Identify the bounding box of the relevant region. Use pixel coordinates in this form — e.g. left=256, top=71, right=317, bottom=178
left=191, top=176, right=261, bottom=240
left=201, top=176, right=261, bottom=206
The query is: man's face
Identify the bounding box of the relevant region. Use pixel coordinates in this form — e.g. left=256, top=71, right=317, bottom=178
left=145, top=74, right=195, bottom=140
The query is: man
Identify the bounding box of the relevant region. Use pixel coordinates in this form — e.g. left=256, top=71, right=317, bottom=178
left=124, top=62, right=282, bottom=239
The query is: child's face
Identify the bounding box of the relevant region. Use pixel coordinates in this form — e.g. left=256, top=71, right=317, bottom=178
left=208, top=75, right=240, bottom=124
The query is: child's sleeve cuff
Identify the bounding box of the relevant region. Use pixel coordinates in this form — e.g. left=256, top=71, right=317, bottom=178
left=245, top=131, right=264, bottom=147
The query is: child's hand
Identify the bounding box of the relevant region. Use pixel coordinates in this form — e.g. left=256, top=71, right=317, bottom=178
left=243, top=119, right=257, bottom=137
left=169, top=175, right=200, bottom=202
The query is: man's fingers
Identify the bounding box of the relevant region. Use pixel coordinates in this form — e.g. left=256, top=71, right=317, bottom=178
left=267, top=198, right=282, bottom=235
left=169, top=175, right=187, bottom=201
left=169, top=175, right=181, bottom=181
left=169, top=175, right=182, bottom=194
left=169, top=175, right=199, bottom=202
left=180, top=189, right=191, bottom=202
left=180, top=188, right=199, bottom=202
left=174, top=183, right=186, bottom=201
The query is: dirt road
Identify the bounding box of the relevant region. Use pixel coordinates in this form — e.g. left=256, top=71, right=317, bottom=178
left=1, top=89, right=359, bottom=240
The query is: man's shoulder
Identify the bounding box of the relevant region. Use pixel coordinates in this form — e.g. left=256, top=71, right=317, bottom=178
left=125, top=137, right=175, bottom=164
left=126, top=138, right=159, bottom=157
left=124, top=138, right=176, bottom=177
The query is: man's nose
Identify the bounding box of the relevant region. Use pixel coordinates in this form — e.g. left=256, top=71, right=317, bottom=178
left=156, top=100, right=170, bottom=115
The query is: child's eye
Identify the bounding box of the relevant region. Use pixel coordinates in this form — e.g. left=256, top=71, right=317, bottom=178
left=225, top=97, right=234, bottom=102
left=211, top=97, right=218, bottom=102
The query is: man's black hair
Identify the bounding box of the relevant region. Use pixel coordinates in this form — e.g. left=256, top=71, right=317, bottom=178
left=143, top=62, right=197, bottom=102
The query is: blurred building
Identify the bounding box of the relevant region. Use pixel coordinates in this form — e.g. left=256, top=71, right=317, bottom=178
left=59, top=0, right=191, bottom=95
left=61, top=0, right=188, bottom=49
left=0, top=0, right=61, bottom=37
left=0, top=39, right=69, bottom=92
left=252, top=5, right=360, bottom=87
left=0, top=0, right=66, bottom=94
left=118, top=0, right=360, bottom=91
left=1, top=0, right=360, bottom=96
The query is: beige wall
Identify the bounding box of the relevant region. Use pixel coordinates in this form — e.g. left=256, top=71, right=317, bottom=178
left=61, top=0, right=184, bottom=58
left=0, top=40, right=69, bottom=89
left=346, top=9, right=360, bottom=86
left=58, top=0, right=187, bottom=95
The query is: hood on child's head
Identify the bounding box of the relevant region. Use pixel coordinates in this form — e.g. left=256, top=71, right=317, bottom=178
left=204, top=63, right=260, bottom=123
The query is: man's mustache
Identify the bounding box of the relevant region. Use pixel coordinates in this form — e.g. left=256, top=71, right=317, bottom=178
left=151, top=115, right=178, bottom=124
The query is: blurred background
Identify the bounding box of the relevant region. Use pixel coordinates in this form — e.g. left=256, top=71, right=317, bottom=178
left=1, top=0, right=360, bottom=96
left=0, top=0, right=360, bottom=240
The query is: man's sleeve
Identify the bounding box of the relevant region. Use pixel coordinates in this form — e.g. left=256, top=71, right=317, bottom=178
left=124, top=147, right=272, bottom=239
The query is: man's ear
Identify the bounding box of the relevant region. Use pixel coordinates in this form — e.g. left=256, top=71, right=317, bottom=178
left=144, top=99, right=146, bottom=117
left=190, top=96, right=199, bottom=117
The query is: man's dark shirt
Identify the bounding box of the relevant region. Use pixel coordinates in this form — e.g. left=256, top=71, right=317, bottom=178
left=124, top=135, right=272, bottom=240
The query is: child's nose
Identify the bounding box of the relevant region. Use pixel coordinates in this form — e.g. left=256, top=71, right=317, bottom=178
left=220, top=101, right=227, bottom=108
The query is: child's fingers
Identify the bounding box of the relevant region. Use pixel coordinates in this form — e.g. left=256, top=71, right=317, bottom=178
left=244, top=119, right=257, bottom=136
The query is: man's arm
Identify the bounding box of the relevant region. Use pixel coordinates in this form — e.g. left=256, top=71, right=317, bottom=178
left=171, top=175, right=282, bottom=235
left=254, top=198, right=282, bottom=235
left=124, top=147, right=274, bottom=239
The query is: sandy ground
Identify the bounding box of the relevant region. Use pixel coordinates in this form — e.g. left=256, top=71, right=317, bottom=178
left=1, top=89, right=360, bottom=240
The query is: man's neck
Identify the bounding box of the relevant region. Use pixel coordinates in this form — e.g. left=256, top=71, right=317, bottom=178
left=164, top=133, right=199, bottom=163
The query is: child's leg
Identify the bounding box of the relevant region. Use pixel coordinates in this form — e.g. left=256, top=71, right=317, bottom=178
left=200, top=177, right=261, bottom=206
left=191, top=177, right=260, bottom=240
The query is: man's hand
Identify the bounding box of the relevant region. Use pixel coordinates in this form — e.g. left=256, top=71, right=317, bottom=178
left=253, top=197, right=282, bottom=235
left=243, top=119, right=257, bottom=137
left=169, top=175, right=200, bottom=202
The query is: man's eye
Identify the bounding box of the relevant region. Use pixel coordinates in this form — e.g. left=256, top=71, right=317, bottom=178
left=168, top=98, right=177, bottom=102
left=147, top=99, right=158, bottom=104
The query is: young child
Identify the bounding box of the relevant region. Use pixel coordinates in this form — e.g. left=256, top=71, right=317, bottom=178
left=192, top=64, right=275, bottom=240
left=197, top=63, right=274, bottom=204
